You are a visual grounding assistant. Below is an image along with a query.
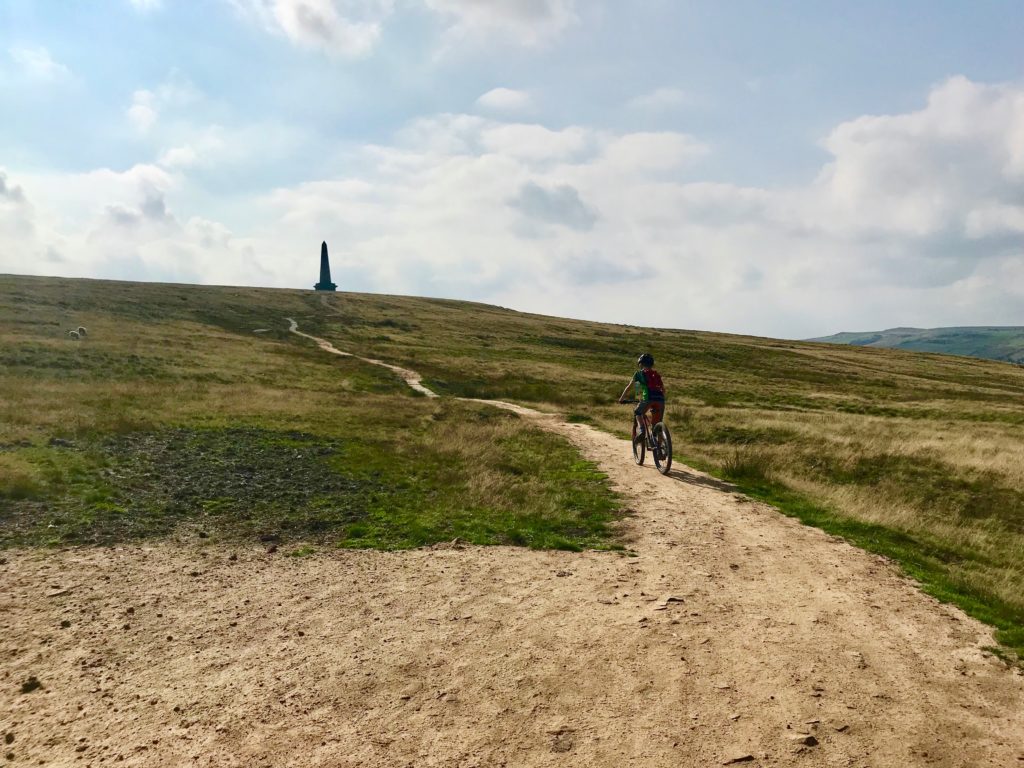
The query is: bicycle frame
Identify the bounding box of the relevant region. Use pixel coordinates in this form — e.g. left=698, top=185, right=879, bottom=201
left=622, top=399, right=673, bottom=474
left=633, top=410, right=658, bottom=448
left=627, top=401, right=664, bottom=447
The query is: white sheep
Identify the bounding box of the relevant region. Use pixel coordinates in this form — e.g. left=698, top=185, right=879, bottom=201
left=77, top=326, right=88, bottom=336
left=67, top=330, right=80, bottom=340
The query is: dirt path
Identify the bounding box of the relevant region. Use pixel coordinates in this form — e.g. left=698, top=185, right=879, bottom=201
left=3, top=325, right=1022, bottom=767
left=286, top=318, right=438, bottom=398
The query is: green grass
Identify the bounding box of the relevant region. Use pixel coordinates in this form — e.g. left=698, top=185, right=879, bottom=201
left=2, top=427, right=371, bottom=546
left=0, top=275, right=623, bottom=553
left=1, top=404, right=624, bottom=551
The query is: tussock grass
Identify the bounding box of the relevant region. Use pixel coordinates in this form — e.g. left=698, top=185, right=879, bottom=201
left=0, top=455, right=45, bottom=500
left=721, top=448, right=775, bottom=484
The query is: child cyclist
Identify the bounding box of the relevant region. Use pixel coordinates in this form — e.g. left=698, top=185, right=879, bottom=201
left=618, top=353, right=666, bottom=440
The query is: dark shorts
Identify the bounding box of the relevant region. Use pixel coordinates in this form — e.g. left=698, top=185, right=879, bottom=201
left=634, top=399, right=665, bottom=424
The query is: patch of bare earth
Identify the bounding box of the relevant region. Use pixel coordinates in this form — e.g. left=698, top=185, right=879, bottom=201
left=3, top=387, right=1024, bottom=766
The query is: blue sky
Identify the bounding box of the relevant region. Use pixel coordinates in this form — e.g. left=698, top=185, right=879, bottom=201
left=1, top=0, right=1022, bottom=337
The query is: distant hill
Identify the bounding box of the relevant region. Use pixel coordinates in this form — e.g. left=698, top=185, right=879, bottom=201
left=808, top=326, right=1024, bottom=364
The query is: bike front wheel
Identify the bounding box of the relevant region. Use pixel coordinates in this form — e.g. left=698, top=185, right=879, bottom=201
left=652, top=423, right=672, bottom=474
left=631, top=421, right=646, bottom=465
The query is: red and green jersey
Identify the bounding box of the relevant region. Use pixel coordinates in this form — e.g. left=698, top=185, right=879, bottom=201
left=633, top=369, right=665, bottom=401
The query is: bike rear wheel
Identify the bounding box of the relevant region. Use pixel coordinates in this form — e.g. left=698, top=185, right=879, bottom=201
left=631, top=420, right=646, bottom=465
left=652, top=423, right=672, bottom=474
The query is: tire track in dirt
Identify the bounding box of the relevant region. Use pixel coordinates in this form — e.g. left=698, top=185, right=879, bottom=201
left=2, top=321, right=1022, bottom=767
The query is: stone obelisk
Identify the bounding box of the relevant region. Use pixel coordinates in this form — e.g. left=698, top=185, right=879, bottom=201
left=314, top=241, right=337, bottom=291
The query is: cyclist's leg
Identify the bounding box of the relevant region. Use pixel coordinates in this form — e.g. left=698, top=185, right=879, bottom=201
left=649, top=402, right=665, bottom=426
left=634, top=401, right=651, bottom=436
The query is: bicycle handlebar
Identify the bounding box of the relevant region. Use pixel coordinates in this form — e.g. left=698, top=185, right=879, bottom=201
left=619, top=399, right=639, bottom=404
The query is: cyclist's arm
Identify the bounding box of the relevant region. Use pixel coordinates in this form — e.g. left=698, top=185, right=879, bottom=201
left=618, top=381, right=634, bottom=403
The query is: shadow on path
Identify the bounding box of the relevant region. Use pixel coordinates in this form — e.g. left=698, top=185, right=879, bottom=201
left=663, top=466, right=736, bottom=493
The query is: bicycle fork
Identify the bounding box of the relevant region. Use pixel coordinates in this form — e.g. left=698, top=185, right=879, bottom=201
left=635, top=417, right=655, bottom=449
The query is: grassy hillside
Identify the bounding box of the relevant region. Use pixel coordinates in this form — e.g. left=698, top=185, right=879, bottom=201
left=3, top=274, right=1024, bottom=658
left=0, top=275, right=621, bottom=552
left=810, top=326, right=1024, bottom=364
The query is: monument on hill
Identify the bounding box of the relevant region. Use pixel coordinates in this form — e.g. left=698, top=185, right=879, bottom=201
left=314, top=241, right=337, bottom=291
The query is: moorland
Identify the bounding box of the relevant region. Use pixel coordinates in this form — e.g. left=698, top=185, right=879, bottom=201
left=2, top=273, right=1023, bottom=657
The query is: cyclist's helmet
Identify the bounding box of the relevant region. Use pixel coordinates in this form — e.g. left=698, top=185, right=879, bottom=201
left=637, top=353, right=655, bottom=368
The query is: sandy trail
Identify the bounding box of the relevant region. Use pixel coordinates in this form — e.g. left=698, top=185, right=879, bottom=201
left=2, top=324, right=1022, bottom=767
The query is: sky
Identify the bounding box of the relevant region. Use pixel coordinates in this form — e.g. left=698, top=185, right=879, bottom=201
left=1, top=1, right=1022, bottom=339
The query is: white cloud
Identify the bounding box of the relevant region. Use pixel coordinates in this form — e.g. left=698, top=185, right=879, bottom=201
left=228, top=0, right=389, bottom=57
left=480, top=123, right=590, bottom=161
left=476, top=87, right=531, bottom=113
left=965, top=204, right=1024, bottom=238
left=31, top=164, right=176, bottom=232
left=128, top=0, right=163, bottom=10
left=423, top=0, right=577, bottom=46
left=128, top=90, right=159, bottom=133
left=0, top=164, right=265, bottom=287
left=0, top=171, right=28, bottom=204
left=628, top=87, right=689, bottom=111
left=8, top=46, right=69, bottom=80
left=158, top=145, right=200, bottom=169
left=228, top=0, right=577, bottom=55
left=0, top=170, right=35, bottom=249
left=4, top=75, right=1023, bottom=338
left=391, top=113, right=487, bottom=155
left=157, top=128, right=228, bottom=169
left=599, top=132, right=709, bottom=172
left=252, top=117, right=722, bottom=305
left=808, top=76, right=1024, bottom=240
left=272, top=0, right=382, bottom=57
left=248, top=77, right=1024, bottom=335
left=125, top=73, right=201, bottom=134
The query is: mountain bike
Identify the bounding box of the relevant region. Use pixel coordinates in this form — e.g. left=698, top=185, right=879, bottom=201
left=620, top=400, right=672, bottom=474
